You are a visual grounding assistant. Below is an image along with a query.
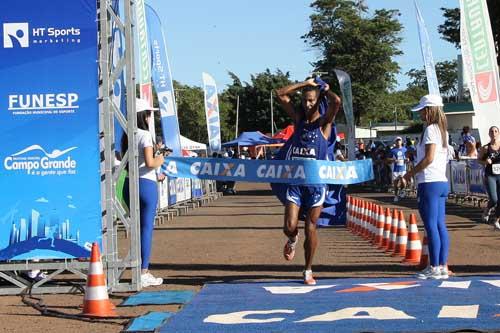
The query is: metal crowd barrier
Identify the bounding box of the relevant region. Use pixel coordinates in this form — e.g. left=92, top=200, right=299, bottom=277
left=448, top=159, right=488, bottom=207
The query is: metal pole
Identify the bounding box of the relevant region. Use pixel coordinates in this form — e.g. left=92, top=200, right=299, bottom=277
left=394, top=106, right=397, bottom=133
left=270, top=91, right=274, bottom=136
left=369, top=120, right=372, bottom=140
left=235, top=95, right=239, bottom=139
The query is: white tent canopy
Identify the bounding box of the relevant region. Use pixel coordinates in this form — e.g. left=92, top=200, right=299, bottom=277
left=180, top=135, right=207, bottom=151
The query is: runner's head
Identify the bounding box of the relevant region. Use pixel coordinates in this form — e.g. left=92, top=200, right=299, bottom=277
left=489, top=126, right=499, bottom=141
left=301, top=84, right=320, bottom=117
left=394, top=136, right=402, bottom=148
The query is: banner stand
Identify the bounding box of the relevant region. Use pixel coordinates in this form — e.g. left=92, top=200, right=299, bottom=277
left=0, top=0, right=141, bottom=295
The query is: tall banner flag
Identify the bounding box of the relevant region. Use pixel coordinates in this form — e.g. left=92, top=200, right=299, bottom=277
left=460, top=0, right=500, bottom=144
left=334, top=69, right=356, bottom=160
left=414, top=0, right=440, bottom=95
left=0, top=0, right=101, bottom=260
left=202, top=72, right=222, bottom=153
left=135, top=0, right=153, bottom=104
left=146, top=5, right=182, bottom=157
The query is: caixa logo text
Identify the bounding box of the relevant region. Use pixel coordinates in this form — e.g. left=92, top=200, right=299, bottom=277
left=3, top=22, right=81, bottom=48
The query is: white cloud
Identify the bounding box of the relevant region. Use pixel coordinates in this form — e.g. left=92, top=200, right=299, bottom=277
left=36, top=197, right=49, bottom=203
left=68, top=204, right=77, bottom=209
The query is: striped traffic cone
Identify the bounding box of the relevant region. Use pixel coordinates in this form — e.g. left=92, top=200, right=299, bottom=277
left=386, top=208, right=399, bottom=253
left=374, top=205, right=385, bottom=246
left=379, top=207, right=392, bottom=250
left=392, top=210, right=408, bottom=257
left=369, top=204, right=378, bottom=243
left=417, top=231, right=429, bottom=270
left=403, top=213, right=422, bottom=264
left=82, top=242, right=117, bottom=317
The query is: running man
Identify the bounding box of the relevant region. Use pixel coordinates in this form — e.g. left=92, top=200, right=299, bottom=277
left=276, top=77, right=341, bottom=285
left=389, top=136, right=408, bottom=202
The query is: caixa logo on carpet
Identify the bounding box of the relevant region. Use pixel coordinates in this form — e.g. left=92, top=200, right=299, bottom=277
left=3, top=22, right=81, bottom=48
left=4, top=145, right=78, bottom=176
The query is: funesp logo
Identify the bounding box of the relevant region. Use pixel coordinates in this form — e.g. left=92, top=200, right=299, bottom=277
left=3, top=22, right=29, bottom=48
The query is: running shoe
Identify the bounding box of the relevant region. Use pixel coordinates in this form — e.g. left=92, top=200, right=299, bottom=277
left=439, top=266, right=449, bottom=279
left=482, top=208, right=492, bottom=223
left=494, top=220, right=500, bottom=231
left=393, top=196, right=399, bottom=203
left=141, top=272, right=163, bottom=288
left=283, top=234, right=298, bottom=261
left=416, top=266, right=442, bottom=280
left=303, top=270, right=316, bottom=285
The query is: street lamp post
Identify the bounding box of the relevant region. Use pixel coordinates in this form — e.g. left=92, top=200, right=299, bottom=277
left=393, top=106, right=398, bottom=133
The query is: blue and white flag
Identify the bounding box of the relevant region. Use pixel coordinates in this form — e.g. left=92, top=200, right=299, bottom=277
left=202, top=72, right=222, bottom=153
left=414, top=0, right=440, bottom=95
left=146, top=4, right=182, bottom=156
left=164, top=157, right=374, bottom=185
left=0, top=0, right=101, bottom=260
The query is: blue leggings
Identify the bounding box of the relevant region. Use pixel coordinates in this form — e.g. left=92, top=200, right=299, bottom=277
left=417, top=182, right=449, bottom=267
left=124, top=178, right=158, bottom=269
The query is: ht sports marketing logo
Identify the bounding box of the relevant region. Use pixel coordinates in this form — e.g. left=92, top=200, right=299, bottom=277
left=3, top=22, right=81, bottom=48
left=4, top=145, right=78, bottom=177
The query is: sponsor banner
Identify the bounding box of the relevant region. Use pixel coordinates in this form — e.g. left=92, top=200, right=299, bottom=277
left=146, top=5, right=182, bottom=157
left=202, top=72, right=221, bottom=153
left=168, top=177, right=177, bottom=205
left=414, top=0, right=440, bottom=95
left=450, top=161, right=467, bottom=194
left=460, top=0, right=500, bottom=144
left=135, top=0, right=152, bottom=104
left=334, top=70, right=355, bottom=161
left=158, top=178, right=169, bottom=210
left=468, top=160, right=486, bottom=194
left=163, top=157, right=374, bottom=185
left=0, top=0, right=101, bottom=260
left=192, top=178, right=203, bottom=198
left=175, top=178, right=192, bottom=203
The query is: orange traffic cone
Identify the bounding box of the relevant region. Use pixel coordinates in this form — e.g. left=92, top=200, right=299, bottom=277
left=403, top=213, right=422, bottom=264
left=386, top=209, right=399, bottom=253
left=82, top=242, right=117, bottom=317
left=369, top=204, right=377, bottom=243
left=374, top=205, right=385, bottom=246
left=392, top=211, right=408, bottom=257
left=417, top=231, right=429, bottom=270
left=379, top=207, right=392, bottom=250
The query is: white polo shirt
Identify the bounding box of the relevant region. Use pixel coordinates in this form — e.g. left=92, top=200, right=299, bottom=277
left=137, top=129, right=157, bottom=181
left=415, top=124, right=448, bottom=184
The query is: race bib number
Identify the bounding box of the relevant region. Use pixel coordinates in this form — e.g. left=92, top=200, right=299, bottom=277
left=492, top=164, right=500, bottom=175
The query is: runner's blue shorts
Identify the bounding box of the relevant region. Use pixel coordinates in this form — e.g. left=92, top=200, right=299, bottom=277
left=286, top=185, right=326, bottom=209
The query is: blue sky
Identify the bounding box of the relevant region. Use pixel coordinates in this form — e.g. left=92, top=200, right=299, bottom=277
left=146, top=0, right=460, bottom=91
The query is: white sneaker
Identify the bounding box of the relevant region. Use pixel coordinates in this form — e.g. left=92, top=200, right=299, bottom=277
left=494, top=221, right=500, bottom=231
left=440, top=266, right=449, bottom=279
left=416, top=266, right=442, bottom=280
left=482, top=208, right=492, bottom=223
left=141, top=272, right=163, bottom=288
left=393, top=196, right=399, bottom=202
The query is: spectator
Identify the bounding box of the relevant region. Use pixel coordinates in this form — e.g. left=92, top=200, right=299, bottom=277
left=477, top=126, right=500, bottom=229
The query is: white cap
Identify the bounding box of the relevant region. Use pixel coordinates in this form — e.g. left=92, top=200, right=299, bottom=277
left=394, top=136, right=402, bottom=142
left=411, top=94, right=444, bottom=111
left=136, top=98, right=159, bottom=113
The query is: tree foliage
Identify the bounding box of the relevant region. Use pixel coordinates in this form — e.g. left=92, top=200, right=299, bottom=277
left=222, top=69, right=296, bottom=136
left=406, top=60, right=461, bottom=101
left=302, top=0, right=403, bottom=125
left=438, top=2, right=499, bottom=65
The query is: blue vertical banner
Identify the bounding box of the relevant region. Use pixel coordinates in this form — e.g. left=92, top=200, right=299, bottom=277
left=414, top=0, right=440, bottom=95
left=0, top=0, right=101, bottom=260
left=146, top=4, right=182, bottom=157
left=202, top=72, right=222, bottom=153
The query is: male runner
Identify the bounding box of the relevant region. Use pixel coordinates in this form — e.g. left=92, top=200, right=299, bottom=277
left=276, top=78, right=341, bottom=285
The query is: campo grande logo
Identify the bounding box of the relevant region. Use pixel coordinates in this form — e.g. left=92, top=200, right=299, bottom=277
left=3, top=22, right=29, bottom=48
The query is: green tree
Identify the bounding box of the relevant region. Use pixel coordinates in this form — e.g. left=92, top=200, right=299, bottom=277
left=302, top=0, right=403, bottom=126
left=222, top=69, right=295, bottom=136
left=438, top=2, right=499, bottom=65
left=406, top=60, right=460, bottom=101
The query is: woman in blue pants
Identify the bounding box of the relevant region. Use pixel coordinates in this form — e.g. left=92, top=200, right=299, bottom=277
left=122, top=98, right=168, bottom=288
left=403, top=94, right=450, bottom=280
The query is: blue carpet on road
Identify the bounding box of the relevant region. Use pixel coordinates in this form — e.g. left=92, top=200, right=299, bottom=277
left=159, top=276, right=500, bottom=333
left=125, top=311, right=173, bottom=332
left=120, top=290, right=196, bottom=306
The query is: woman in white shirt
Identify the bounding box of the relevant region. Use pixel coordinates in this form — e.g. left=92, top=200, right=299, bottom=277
left=121, top=98, right=167, bottom=288
left=403, top=94, right=450, bottom=280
